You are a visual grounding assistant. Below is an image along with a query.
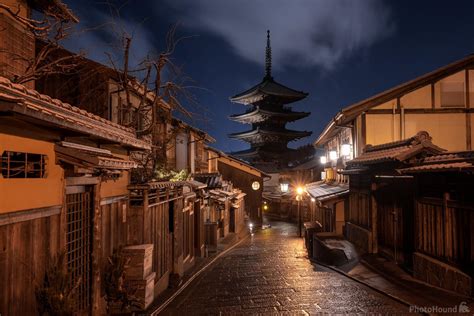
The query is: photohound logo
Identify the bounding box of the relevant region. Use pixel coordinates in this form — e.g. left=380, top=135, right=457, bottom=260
left=409, top=301, right=470, bottom=314
left=459, top=301, right=470, bottom=313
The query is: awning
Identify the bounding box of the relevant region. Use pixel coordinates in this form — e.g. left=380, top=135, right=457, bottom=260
left=187, top=180, right=208, bottom=190
left=306, top=181, right=349, bottom=203
left=55, top=142, right=137, bottom=170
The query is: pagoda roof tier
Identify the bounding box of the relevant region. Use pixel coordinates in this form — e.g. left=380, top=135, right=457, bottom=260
left=230, top=146, right=295, bottom=159
left=229, top=128, right=312, bottom=143
left=229, top=106, right=310, bottom=124
left=230, top=77, right=308, bottom=105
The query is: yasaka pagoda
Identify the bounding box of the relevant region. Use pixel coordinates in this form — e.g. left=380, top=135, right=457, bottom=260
left=229, top=31, right=311, bottom=172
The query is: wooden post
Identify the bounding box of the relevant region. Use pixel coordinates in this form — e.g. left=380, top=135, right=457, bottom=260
left=91, top=181, right=102, bottom=315
left=371, top=182, right=378, bottom=254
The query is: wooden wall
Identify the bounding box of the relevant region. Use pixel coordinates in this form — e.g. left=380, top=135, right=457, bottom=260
left=0, top=209, right=62, bottom=316
left=217, top=161, right=263, bottom=225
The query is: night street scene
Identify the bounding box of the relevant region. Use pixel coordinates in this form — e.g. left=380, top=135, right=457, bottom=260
left=1, top=1, right=474, bottom=315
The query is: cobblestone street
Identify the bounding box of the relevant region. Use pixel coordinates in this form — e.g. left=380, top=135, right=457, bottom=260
left=162, top=220, right=408, bottom=315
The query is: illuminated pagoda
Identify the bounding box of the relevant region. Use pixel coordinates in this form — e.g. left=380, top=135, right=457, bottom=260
left=229, top=30, right=311, bottom=171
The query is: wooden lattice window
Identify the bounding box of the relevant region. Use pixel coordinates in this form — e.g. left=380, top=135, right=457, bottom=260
left=1, top=151, right=46, bottom=178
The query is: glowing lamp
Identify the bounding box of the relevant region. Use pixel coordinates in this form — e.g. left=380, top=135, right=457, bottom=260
left=341, top=144, right=351, bottom=157
left=321, top=171, right=326, bottom=180
left=280, top=183, right=289, bottom=193
left=329, top=150, right=338, bottom=160
left=296, top=186, right=304, bottom=195
left=311, top=197, right=316, bottom=202
left=320, top=156, right=327, bottom=164
left=251, top=181, right=260, bottom=190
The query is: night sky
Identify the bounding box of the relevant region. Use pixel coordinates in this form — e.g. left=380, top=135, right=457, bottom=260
left=63, top=0, right=474, bottom=153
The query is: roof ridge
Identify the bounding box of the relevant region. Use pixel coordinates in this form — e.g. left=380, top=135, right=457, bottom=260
left=364, top=131, right=431, bottom=153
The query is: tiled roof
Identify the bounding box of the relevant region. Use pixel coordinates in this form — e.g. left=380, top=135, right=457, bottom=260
left=128, top=181, right=188, bottom=190
left=193, top=173, right=222, bottom=189
left=399, top=162, right=474, bottom=173
left=306, top=181, right=349, bottom=200
left=0, top=76, right=150, bottom=150
left=398, top=150, right=474, bottom=173
left=347, top=131, right=445, bottom=166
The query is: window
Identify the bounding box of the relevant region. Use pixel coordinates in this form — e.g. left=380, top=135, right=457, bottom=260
left=1, top=151, right=46, bottom=178
left=440, top=81, right=465, bottom=107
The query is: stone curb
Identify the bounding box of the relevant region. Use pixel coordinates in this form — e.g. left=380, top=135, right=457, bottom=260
left=308, top=258, right=431, bottom=315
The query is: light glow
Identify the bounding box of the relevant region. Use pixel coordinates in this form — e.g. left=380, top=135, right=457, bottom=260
left=280, top=183, right=289, bottom=193
left=341, top=144, right=351, bottom=157
left=320, top=156, right=327, bottom=164
left=296, top=186, right=304, bottom=195
left=311, top=198, right=316, bottom=202
left=329, top=150, right=338, bottom=160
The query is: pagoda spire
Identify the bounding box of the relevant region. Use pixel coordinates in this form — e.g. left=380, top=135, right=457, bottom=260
left=265, top=30, right=272, bottom=79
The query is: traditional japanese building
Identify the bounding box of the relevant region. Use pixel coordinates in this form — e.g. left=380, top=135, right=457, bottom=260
left=229, top=31, right=311, bottom=172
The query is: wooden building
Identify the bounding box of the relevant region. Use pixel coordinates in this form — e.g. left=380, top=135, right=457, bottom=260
left=342, top=132, right=445, bottom=263
left=306, top=181, right=349, bottom=235
left=316, top=54, right=474, bottom=180
left=398, top=151, right=474, bottom=296
left=0, top=0, right=78, bottom=89
left=0, top=75, right=150, bottom=315
left=127, top=181, right=198, bottom=296
left=205, top=146, right=269, bottom=227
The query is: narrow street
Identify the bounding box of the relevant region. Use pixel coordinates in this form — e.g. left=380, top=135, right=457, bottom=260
left=162, top=221, right=408, bottom=315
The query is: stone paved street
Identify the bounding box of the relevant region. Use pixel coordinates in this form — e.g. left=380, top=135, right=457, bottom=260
left=161, top=221, right=409, bottom=315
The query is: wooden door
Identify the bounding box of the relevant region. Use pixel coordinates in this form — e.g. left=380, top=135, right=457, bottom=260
left=376, top=181, right=414, bottom=267
left=229, top=207, right=235, bottom=233
left=66, top=186, right=93, bottom=313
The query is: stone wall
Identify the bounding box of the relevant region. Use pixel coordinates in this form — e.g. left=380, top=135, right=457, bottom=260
left=345, top=222, right=373, bottom=254
left=413, top=252, right=472, bottom=297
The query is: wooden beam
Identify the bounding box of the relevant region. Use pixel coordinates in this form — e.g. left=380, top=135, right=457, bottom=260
left=431, top=83, right=435, bottom=109
left=466, top=70, right=471, bottom=150
left=361, top=112, right=366, bottom=149
left=0, top=205, right=61, bottom=226
left=366, top=108, right=474, bottom=114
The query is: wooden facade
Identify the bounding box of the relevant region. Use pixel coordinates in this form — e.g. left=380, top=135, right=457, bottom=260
left=215, top=152, right=267, bottom=227
left=0, top=72, right=150, bottom=314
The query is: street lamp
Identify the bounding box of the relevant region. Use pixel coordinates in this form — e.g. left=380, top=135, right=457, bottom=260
left=280, top=182, right=289, bottom=193
left=296, top=186, right=304, bottom=237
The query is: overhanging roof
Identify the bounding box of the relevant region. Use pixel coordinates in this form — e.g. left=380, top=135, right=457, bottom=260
left=306, top=181, right=349, bottom=201
left=55, top=143, right=137, bottom=170
left=230, top=77, right=308, bottom=105
left=0, top=76, right=150, bottom=150
left=315, top=54, right=474, bottom=146
left=229, top=128, right=311, bottom=142
left=229, top=107, right=310, bottom=124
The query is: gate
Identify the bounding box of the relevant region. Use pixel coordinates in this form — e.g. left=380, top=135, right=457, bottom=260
left=66, top=186, right=93, bottom=312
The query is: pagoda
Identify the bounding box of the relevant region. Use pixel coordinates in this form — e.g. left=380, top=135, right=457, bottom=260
left=229, top=30, right=311, bottom=172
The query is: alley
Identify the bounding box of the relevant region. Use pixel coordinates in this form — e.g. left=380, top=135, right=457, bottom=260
left=161, top=221, right=408, bottom=315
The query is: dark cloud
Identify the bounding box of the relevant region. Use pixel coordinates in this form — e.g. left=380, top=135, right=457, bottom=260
left=161, top=0, right=395, bottom=70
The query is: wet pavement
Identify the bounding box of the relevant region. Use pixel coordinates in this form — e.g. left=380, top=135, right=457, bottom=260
left=161, top=220, right=408, bottom=315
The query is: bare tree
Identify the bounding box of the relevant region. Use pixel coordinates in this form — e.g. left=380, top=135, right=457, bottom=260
left=0, top=1, right=84, bottom=84
left=100, top=4, right=204, bottom=182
